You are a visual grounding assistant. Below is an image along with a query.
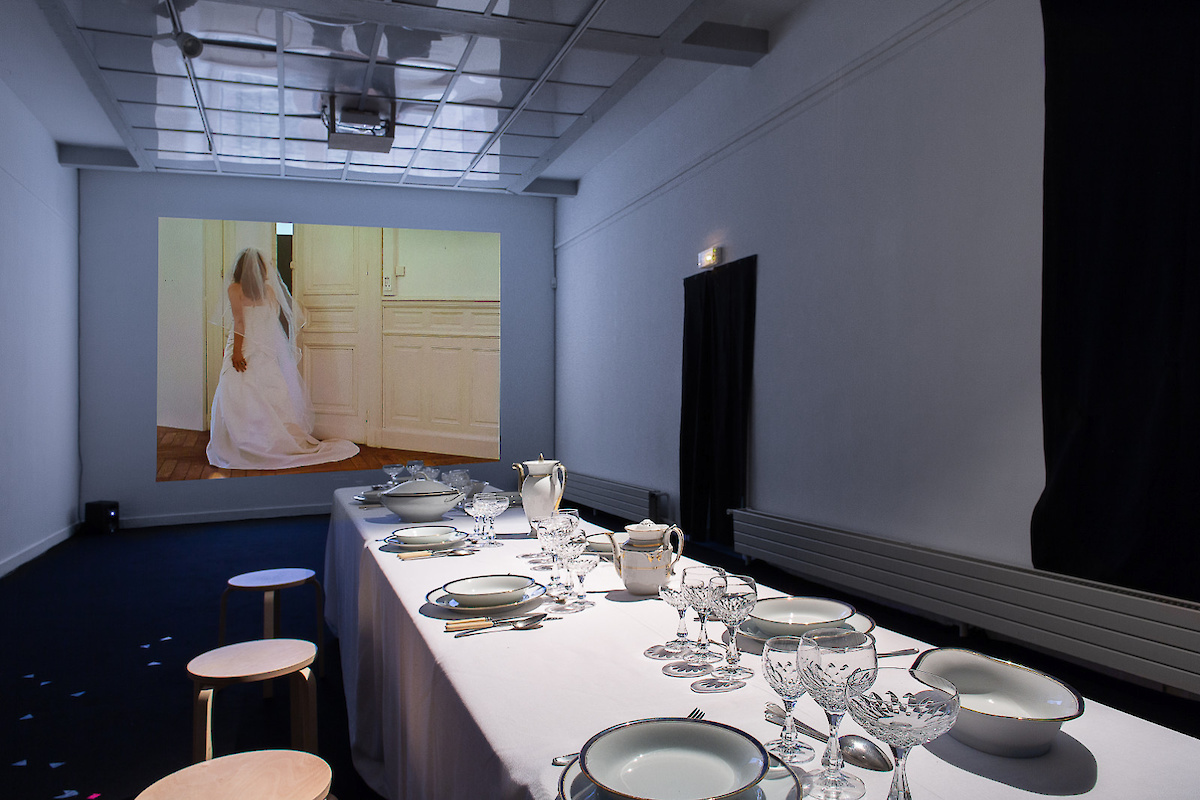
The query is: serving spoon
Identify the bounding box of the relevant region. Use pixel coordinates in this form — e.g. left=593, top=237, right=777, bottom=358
left=765, top=703, right=892, bottom=772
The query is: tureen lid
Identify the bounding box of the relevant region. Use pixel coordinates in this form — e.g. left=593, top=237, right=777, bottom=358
left=383, top=478, right=458, bottom=497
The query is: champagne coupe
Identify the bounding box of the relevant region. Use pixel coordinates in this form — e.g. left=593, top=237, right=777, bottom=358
left=709, top=573, right=757, bottom=683
left=482, top=493, right=509, bottom=547
left=645, top=576, right=694, bottom=659
left=564, top=552, right=600, bottom=610
left=799, top=628, right=878, bottom=800
left=848, top=667, right=959, bottom=800
left=405, top=459, right=424, bottom=478
left=382, top=464, right=404, bottom=485
left=761, top=636, right=817, bottom=766
left=681, top=566, right=725, bottom=664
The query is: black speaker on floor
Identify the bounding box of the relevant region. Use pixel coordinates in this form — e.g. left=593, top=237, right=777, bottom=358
left=84, top=501, right=119, bottom=534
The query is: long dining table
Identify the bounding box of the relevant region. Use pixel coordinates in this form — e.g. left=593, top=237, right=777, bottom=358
left=324, top=486, right=1200, bottom=800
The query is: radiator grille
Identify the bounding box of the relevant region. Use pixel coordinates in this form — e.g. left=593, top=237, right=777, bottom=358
left=732, top=509, right=1200, bottom=695
left=563, top=473, right=667, bottom=523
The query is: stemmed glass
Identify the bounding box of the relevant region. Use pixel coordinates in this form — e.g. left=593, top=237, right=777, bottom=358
left=799, top=628, right=878, bottom=800
left=480, top=493, right=509, bottom=547
left=644, top=576, right=694, bottom=659
left=680, top=566, right=725, bottom=665
left=463, top=495, right=489, bottom=545
left=563, top=552, right=600, bottom=610
left=533, top=513, right=579, bottom=594
left=761, top=636, right=817, bottom=766
left=405, top=459, right=424, bottom=478
left=382, top=464, right=404, bottom=485
left=550, top=523, right=587, bottom=599
left=848, top=667, right=960, bottom=800
left=708, top=573, right=757, bottom=683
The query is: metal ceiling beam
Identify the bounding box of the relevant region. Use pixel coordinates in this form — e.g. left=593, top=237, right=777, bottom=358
left=34, top=0, right=152, bottom=171
left=210, top=0, right=769, bottom=67
left=510, top=0, right=743, bottom=195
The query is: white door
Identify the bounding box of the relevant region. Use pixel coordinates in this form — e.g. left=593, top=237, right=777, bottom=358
left=291, top=225, right=382, bottom=443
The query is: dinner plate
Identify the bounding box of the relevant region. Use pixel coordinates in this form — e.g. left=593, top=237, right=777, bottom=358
left=424, top=582, right=547, bottom=614
left=383, top=531, right=469, bottom=552
left=737, top=613, right=875, bottom=643
left=579, top=718, right=769, bottom=800
left=558, top=755, right=800, bottom=800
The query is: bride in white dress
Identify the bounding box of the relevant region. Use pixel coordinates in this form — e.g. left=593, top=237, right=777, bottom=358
left=206, top=247, right=359, bottom=470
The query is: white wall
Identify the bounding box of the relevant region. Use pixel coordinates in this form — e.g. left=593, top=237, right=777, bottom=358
left=79, top=170, right=554, bottom=526
left=156, top=217, right=206, bottom=430
left=0, top=75, right=80, bottom=574
left=554, top=0, right=1045, bottom=567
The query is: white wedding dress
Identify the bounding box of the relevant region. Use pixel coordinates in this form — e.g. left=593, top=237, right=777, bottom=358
left=206, top=296, right=359, bottom=470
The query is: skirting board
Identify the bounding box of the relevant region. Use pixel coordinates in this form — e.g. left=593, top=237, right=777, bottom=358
left=732, top=508, right=1200, bottom=696
left=119, top=503, right=333, bottom=529
left=0, top=523, right=75, bottom=578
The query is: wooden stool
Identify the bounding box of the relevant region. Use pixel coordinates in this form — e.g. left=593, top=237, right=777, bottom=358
left=188, top=639, right=318, bottom=763
left=136, top=749, right=333, bottom=800
left=219, top=568, right=325, bottom=690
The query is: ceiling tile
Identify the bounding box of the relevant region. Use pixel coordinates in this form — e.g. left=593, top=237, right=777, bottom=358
left=502, top=108, right=580, bottom=138
left=283, top=52, right=371, bottom=94
left=448, top=74, right=532, bottom=107
left=463, top=37, right=557, bottom=80
left=420, top=128, right=492, bottom=153
left=218, top=158, right=282, bottom=175
left=121, top=101, right=204, bottom=131
left=376, top=25, right=469, bottom=70
left=492, top=133, right=556, bottom=159
left=433, top=104, right=508, bottom=133
left=591, top=0, right=695, bottom=37
left=346, top=167, right=404, bottom=183
left=279, top=13, right=376, bottom=61
left=286, top=139, right=346, bottom=163
left=363, top=64, right=453, bottom=103
left=493, top=0, right=595, bottom=25
left=549, top=49, right=639, bottom=87
left=349, top=149, right=415, bottom=168
left=412, top=150, right=476, bottom=171
left=524, top=81, right=605, bottom=115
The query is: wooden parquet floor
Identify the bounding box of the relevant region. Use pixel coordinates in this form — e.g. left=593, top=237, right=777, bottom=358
left=156, top=426, right=493, bottom=481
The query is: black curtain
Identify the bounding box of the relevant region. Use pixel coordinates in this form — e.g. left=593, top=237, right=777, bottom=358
left=679, top=256, right=757, bottom=545
left=1032, top=1, right=1200, bottom=600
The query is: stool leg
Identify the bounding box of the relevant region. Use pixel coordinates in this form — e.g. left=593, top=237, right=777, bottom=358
left=290, top=666, right=317, bottom=754
left=262, top=590, right=278, bottom=699
left=313, top=579, right=325, bottom=677
left=193, top=685, right=215, bottom=763
left=218, top=587, right=232, bottom=646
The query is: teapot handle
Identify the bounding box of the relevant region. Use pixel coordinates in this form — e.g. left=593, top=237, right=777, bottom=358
left=551, top=462, right=567, bottom=510
left=605, top=532, right=622, bottom=577
left=512, top=462, right=527, bottom=489
left=665, top=525, right=684, bottom=570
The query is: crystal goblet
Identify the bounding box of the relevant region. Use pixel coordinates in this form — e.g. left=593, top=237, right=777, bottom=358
left=680, top=566, right=725, bottom=664
left=481, top=493, right=509, bottom=547
left=382, top=464, right=404, bottom=485
left=644, top=577, right=694, bottom=659
left=799, top=628, right=877, bottom=800
left=709, top=573, right=757, bottom=682
left=563, top=552, right=600, bottom=610
left=848, top=667, right=959, bottom=800
left=405, top=460, right=424, bottom=477
left=761, top=636, right=817, bottom=765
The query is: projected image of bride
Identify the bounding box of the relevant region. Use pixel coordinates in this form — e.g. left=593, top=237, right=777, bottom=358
left=207, top=247, right=358, bottom=470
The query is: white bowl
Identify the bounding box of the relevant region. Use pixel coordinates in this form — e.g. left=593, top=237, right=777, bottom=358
left=380, top=479, right=464, bottom=522
left=441, top=574, right=536, bottom=608
left=748, top=597, right=855, bottom=637
left=385, top=525, right=461, bottom=546
left=913, top=648, right=1084, bottom=757
left=580, top=718, right=769, bottom=800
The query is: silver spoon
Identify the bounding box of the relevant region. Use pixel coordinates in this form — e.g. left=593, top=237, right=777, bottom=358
left=765, top=703, right=892, bottom=772
left=454, top=613, right=548, bottom=637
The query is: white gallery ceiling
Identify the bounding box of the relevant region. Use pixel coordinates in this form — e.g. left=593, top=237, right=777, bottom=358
left=35, top=0, right=795, bottom=195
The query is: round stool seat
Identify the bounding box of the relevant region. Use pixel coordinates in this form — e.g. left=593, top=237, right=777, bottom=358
left=189, top=639, right=316, bottom=684
left=137, top=749, right=331, bottom=800
left=229, top=568, right=316, bottom=591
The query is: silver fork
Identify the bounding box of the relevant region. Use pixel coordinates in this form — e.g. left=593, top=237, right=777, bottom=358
left=550, top=709, right=705, bottom=766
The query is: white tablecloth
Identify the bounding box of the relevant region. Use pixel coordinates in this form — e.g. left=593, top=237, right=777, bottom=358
left=324, top=487, right=1200, bottom=800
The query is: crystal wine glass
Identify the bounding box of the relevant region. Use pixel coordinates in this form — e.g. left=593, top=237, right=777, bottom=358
left=848, top=667, right=959, bottom=800
left=644, top=577, right=695, bottom=659
left=550, top=524, right=587, bottom=598
left=799, top=628, right=878, bottom=800
left=405, top=459, right=424, bottom=478
left=761, top=636, right=816, bottom=766
left=463, top=495, right=488, bottom=545
left=382, top=464, right=404, bottom=485
left=708, top=573, right=757, bottom=683
left=680, top=566, right=725, bottom=664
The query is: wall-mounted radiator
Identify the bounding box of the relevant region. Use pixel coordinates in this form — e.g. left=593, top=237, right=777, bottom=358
left=563, top=473, right=668, bottom=523
left=732, top=509, right=1200, bottom=696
